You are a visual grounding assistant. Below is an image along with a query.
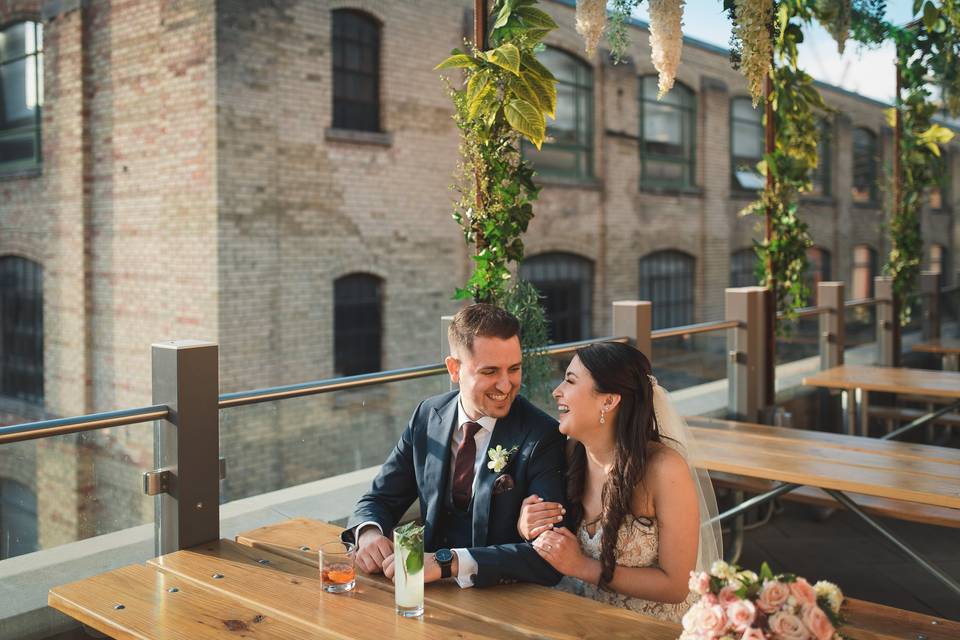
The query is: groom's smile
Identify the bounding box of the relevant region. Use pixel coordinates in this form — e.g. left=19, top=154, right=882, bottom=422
left=445, top=334, right=522, bottom=420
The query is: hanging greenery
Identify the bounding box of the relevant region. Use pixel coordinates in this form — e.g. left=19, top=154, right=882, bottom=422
left=607, top=0, right=642, bottom=63
left=731, top=0, right=775, bottom=106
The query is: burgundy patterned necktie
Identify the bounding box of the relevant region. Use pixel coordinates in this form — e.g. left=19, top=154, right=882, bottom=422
left=452, top=421, right=483, bottom=510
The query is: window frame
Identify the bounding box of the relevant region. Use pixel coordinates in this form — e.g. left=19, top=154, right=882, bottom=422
left=523, top=47, right=594, bottom=181
left=331, top=9, right=382, bottom=133
left=0, top=256, right=43, bottom=405
left=639, top=249, right=696, bottom=330
left=639, top=76, right=697, bottom=189
left=333, top=272, right=383, bottom=377
left=520, top=252, right=594, bottom=343
left=851, top=127, right=879, bottom=206
left=808, top=118, right=831, bottom=197
left=729, top=97, right=765, bottom=192
left=0, top=20, right=44, bottom=173
left=730, top=247, right=759, bottom=288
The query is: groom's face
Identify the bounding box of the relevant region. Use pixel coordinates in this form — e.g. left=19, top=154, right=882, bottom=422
left=446, top=335, right=522, bottom=420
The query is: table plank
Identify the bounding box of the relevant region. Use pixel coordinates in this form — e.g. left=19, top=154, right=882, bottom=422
left=150, top=539, right=509, bottom=639
left=236, top=518, right=681, bottom=640
left=843, top=597, right=960, bottom=640
left=49, top=563, right=318, bottom=640
left=802, top=365, right=960, bottom=398
left=913, top=338, right=960, bottom=355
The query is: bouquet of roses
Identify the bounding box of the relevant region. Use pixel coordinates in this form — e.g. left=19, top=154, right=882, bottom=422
left=681, top=561, right=844, bottom=640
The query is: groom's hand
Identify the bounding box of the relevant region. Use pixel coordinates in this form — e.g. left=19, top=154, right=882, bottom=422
left=356, top=526, right=394, bottom=574
left=383, top=552, right=457, bottom=584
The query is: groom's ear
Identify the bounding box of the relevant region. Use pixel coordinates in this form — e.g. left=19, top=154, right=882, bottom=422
left=445, top=355, right=461, bottom=383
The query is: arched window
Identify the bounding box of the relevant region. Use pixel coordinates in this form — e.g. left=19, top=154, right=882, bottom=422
left=0, top=478, right=37, bottom=559
left=333, top=273, right=382, bottom=376
left=730, top=97, right=764, bottom=190
left=852, top=128, right=878, bottom=204
left=639, top=250, right=695, bottom=330
left=640, top=77, right=696, bottom=188
left=524, top=47, right=593, bottom=180
left=0, top=21, right=44, bottom=171
left=809, top=119, right=831, bottom=197
left=804, top=247, right=832, bottom=293
left=0, top=256, right=43, bottom=404
left=851, top=244, right=877, bottom=299
left=331, top=10, right=381, bottom=132
left=520, top=253, right=593, bottom=342
left=730, top=248, right=758, bottom=288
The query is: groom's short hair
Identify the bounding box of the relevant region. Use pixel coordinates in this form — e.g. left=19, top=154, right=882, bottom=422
left=448, top=304, right=520, bottom=356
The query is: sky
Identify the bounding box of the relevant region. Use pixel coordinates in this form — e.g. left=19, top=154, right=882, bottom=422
left=629, top=1, right=917, bottom=104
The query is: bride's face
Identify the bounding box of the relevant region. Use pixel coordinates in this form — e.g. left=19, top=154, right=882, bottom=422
left=552, top=355, right=608, bottom=438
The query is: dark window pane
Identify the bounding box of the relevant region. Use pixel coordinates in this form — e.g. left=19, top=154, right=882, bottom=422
left=852, top=128, right=877, bottom=204
left=0, top=256, right=44, bottom=404
left=332, top=11, right=380, bottom=132
left=730, top=248, right=758, bottom=288
left=520, top=253, right=593, bottom=343
left=334, top=273, right=382, bottom=376
left=0, top=132, right=36, bottom=163
left=641, top=78, right=695, bottom=187
left=804, top=247, right=831, bottom=293
left=809, top=120, right=830, bottom=196
left=639, top=251, right=694, bottom=330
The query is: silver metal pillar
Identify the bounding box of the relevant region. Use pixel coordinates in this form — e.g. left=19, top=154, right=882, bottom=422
left=152, top=340, right=220, bottom=555
left=612, top=301, right=652, bottom=363
left=725, top=287, right=768, bottom=422
left=818, top=281, right=845, bottom=370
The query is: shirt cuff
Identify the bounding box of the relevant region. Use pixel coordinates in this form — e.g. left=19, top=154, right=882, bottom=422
left=353, top=521, right=383, bottom=542
left=452, top=548, right=477, bottom=588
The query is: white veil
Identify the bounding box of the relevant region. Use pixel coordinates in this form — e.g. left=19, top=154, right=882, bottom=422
left=649, top=376, right=722, bottom=573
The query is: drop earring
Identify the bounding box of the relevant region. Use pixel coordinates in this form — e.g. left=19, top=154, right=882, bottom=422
left=600, top=408, right=605, bottom=425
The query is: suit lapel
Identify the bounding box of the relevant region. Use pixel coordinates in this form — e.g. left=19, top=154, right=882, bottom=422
left=472, top=406, right=528, bottom=546
left=423, top=394, right=458, bottom=549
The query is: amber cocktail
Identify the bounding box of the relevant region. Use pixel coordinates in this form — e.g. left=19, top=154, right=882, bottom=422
left=319, top=541, right=356, bottom=593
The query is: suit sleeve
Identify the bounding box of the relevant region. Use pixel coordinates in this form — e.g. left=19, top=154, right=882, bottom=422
left=343, top=402, right=422, bottom=543
left=467, top=424, right=566, bottom=587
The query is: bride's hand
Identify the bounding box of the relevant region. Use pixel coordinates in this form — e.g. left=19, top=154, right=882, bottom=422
left=517, top=494, right=565, bottom=541
left=532, top=527, right=587, bottom=577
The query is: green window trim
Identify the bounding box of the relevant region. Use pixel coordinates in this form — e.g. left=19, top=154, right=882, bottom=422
left=523, top=47, right=594, bottom=181
left=0, top=21, right=44, bottom=173
left=730, top=97, right=764, bottom=192
left=639, top=76, right=696, bottom=189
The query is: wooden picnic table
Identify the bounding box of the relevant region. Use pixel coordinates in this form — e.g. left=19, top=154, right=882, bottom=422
left=912, top=337, right=960, bottom=371
left=802, top=364, right=960, bottom=436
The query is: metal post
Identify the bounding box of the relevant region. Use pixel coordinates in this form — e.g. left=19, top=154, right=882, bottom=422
left=152, top=340, right=220, bottom=555
left=612, top=301, right=652, bottom=363
left=726, top=287, right=768, bottom=422
left=875, top=276, right=900, bottom=366
left=818, top=281, right=845, bottom=370
left=920, top=270, right=940, bottom=342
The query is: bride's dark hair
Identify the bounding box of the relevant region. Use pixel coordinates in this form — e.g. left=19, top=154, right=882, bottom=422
left=566, top=341, right=662, bottom=589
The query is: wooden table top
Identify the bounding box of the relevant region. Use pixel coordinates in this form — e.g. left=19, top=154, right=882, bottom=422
left=687, top=417, right=960, bottom=509
left=913, top=337, right=960, bottom=355
left=802, top=364, right=960, bottom=398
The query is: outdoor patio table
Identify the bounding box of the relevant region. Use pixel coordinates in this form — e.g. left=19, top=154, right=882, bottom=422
left=912, top=337, right=960, bottom=371
left=802, top=364, right=960, bottom=436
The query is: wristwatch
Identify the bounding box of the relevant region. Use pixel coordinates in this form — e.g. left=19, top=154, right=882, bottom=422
left=435, top=548, right=454, bottom=579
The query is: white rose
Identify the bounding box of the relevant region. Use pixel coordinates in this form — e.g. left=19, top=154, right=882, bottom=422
left=813, top=580, right=843, bottom=615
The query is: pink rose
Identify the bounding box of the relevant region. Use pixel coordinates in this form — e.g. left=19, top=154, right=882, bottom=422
left=702, top=593, right=720, bottom=607
left=693, top=603, right=729, bottom=637
left=757, top=581, right=790, bottom=613
left=719, top=585, right=741, bottom=607
left=768, top=611, right=810, bottom=640
left=802, top=605, right=835, bottom=640
left=689, top=571, right=712, bottom=595
left=789, top=578, right=817, bottom=608
left=741, top=628, right=767, bottom=640
left=727, top=600, right=757, bottom=631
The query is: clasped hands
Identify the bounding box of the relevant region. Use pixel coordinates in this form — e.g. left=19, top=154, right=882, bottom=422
left=355, top=526, right=454, bottom=584
left=519, top=494, right=591, bottom=578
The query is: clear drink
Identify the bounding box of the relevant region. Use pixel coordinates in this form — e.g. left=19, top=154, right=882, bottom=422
left=393, top=522, right=424, bottom=617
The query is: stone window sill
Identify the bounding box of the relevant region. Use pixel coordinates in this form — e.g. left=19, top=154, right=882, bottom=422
left=0, top=166, right=42, bottom=181
left=534, top=175, right=602, bottom=190
left=640, top=184, right=703, bottom=198
left=324, top=128, right=393, bottom=147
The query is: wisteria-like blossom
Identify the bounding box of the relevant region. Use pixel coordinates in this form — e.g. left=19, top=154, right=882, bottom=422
left=648, top=0, right=685, bottom=99
left=575, top=0, right=607, bottom=58
left=734, top=0, right=773, bottom=106
left=821, top=0, right=852, bottom=54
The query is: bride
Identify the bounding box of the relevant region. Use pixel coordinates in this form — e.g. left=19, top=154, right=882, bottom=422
left=517, top=342, right=721, bottom=623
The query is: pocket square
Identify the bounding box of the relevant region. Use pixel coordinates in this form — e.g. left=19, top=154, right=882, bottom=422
left=492, top=473, right=515, bottom=495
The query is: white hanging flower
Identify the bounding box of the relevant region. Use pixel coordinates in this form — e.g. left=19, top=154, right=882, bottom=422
left=819, top=0, right=852, bottom=54
left=648, top=0, right=685, bottom=99
left=813, top=580, right=844, bottom=615
left=576, top=0, right=607, bottom=58
left=733, top=0, right=773, bottom=107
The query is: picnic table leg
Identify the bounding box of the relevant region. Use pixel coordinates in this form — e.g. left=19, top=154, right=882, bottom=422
left=842, top=389, right=855, bottom=435
left=944, top=354, right=958, bottom=371
left=824, top=489, right=960, bottom=600
left=859, top=389, right=870, bottom=437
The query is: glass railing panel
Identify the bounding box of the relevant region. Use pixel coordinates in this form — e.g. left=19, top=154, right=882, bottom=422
left=652, top=333, right=728, bottom=392
left=845, top=304, right=877, bottom=365
left=774, top=314, right=820, bottom=365
left=941, top=287, right=959, bottom=336
left=218, top=374, right=451, bottom=504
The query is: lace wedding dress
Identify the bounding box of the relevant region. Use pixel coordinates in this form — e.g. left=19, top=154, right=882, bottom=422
left=555, top=514, right=697, bottom=623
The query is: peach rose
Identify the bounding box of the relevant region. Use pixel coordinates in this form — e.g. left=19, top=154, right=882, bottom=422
left=693, top=603, right=729, bottom=637
left=768, top=611, right=810, bottom=640
left=689, top=571, right=712, bottom=595
left=802, top=605, right=835, bottom=640
left=741, top=629, right=766, bottom=640
left=757, top=580, right=790, bottom=613
left=789, top=578, right=817, bottom=608
left=727, top=600, right=757, bottom=631
left=719, top=585, right=741, bottom=607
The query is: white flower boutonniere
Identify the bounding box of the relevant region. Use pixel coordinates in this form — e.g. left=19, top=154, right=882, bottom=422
left=487, top=445, right=519, bottom=473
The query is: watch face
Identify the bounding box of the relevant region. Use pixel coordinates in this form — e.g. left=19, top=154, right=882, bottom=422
left=435, top=548, right=453, bottom=563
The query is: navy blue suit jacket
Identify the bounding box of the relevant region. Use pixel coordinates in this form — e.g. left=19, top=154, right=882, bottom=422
left=345, top=391, right=566, bottom=587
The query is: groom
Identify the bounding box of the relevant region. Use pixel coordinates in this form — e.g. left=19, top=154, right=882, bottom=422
left=343, top=303, right=565, bottom=588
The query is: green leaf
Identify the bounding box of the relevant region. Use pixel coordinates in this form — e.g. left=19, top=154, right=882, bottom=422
left=504, top=99, right=545, bottom=147
left=509, top=76, right=541, bottom=112
left=514, top=6, right=558, bottom=29
left=760, top=561, right=774, bottom=581
left=493, top=1, right=512, bottom=29
left=521, top=51, right=556, bottom=82
left=466, top=71, right=491, bottom=104
left=405, top=548, right=424, bottom=574
left=522, top=70, right=557, bottom=117
left=922, top=2, right=938, bottom=30
left=486, top=43, right=521, bottom=75
left=435, top=54, right=477, bottom=71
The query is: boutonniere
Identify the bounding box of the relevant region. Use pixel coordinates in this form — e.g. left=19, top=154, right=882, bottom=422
left=487, top=444, right=519, bottom=473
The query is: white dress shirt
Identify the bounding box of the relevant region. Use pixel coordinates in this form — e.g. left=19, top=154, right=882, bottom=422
left=354, top=394, right=496, bottom=588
